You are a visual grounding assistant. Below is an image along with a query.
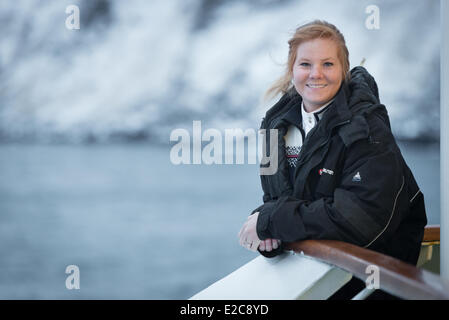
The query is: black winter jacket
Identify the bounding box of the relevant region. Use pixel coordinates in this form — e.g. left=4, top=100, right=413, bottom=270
left=254, top=66, right=427, bottom=265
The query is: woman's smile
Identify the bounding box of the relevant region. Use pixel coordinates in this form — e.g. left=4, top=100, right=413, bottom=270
left=306, top=84, right=328, bottom=88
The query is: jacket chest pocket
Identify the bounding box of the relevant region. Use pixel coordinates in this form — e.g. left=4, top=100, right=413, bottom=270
left=298, top=157, right=340, bottom=200
left=312, top=147, right=344, bottom=199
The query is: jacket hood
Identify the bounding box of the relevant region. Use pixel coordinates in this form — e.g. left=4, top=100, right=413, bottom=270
left=348, top=66, right=380, bottom=105
left=346, top=66, right=381, bottom=110
left=344, top=66, right=390, bottom=127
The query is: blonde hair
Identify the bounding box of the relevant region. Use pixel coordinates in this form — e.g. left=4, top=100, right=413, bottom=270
left=265, top=20, right=350, bottom=100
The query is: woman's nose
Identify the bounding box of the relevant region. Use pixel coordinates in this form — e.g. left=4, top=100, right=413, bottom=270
left=309, top=65, right=323, bottom=79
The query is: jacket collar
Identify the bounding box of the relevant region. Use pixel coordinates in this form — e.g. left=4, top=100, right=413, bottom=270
left=279, top=98, right=302, bottom=128
left=278, top=82, right=352, bottom=130
left=333, top=82, right=352, bottom=122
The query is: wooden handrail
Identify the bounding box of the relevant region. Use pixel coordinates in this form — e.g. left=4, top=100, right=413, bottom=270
left=285, top=228, right=448, bottom=300
left=423, top=225, right=440, bottom=243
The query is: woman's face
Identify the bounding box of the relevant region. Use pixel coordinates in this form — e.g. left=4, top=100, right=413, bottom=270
left=292, top=38, right=343, bottom=112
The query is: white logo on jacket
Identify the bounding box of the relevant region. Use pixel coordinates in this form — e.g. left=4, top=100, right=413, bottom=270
left=352, top=172, right=362, bottom=182
left=319, top=168, right=334, bottom=176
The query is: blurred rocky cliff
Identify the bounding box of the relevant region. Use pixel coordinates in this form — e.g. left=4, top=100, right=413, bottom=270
left=0, top=0, right=440, bottom=143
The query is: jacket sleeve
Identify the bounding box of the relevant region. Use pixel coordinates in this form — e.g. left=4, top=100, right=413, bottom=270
left=256, top=121, right=408, bottom=249
left=247, top=203, right=284, bottom=257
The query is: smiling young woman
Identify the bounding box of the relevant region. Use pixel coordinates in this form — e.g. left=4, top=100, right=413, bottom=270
left=238, top=20, right=427, bottom=288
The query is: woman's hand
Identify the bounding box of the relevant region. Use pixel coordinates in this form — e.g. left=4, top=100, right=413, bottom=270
left=238, top=212, right=262, bottom=252
left=238, top=212, right=281, bottom=252
left=258, top=238, right=281, bottom=252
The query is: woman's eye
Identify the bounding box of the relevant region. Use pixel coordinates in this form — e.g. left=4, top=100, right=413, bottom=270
left=300, top=62, right=310, bottom=67
left=324, top=62, right=333, bottom=67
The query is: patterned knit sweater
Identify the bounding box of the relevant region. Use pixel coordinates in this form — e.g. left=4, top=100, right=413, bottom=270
left=284, top=99, right=334, bottom=183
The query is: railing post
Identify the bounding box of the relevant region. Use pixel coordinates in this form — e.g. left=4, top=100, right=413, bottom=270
left=441, top=0, right=449, bottom=280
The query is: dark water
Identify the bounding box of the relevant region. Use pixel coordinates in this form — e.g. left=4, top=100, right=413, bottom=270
left=0, top=142, right=439, bottom=299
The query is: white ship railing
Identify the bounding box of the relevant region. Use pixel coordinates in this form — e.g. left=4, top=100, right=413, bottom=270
left=191, top=225, right=447, bottom=300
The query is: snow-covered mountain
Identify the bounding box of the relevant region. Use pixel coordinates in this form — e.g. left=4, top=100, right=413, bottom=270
left=0, top=0, right=440, bottom=143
